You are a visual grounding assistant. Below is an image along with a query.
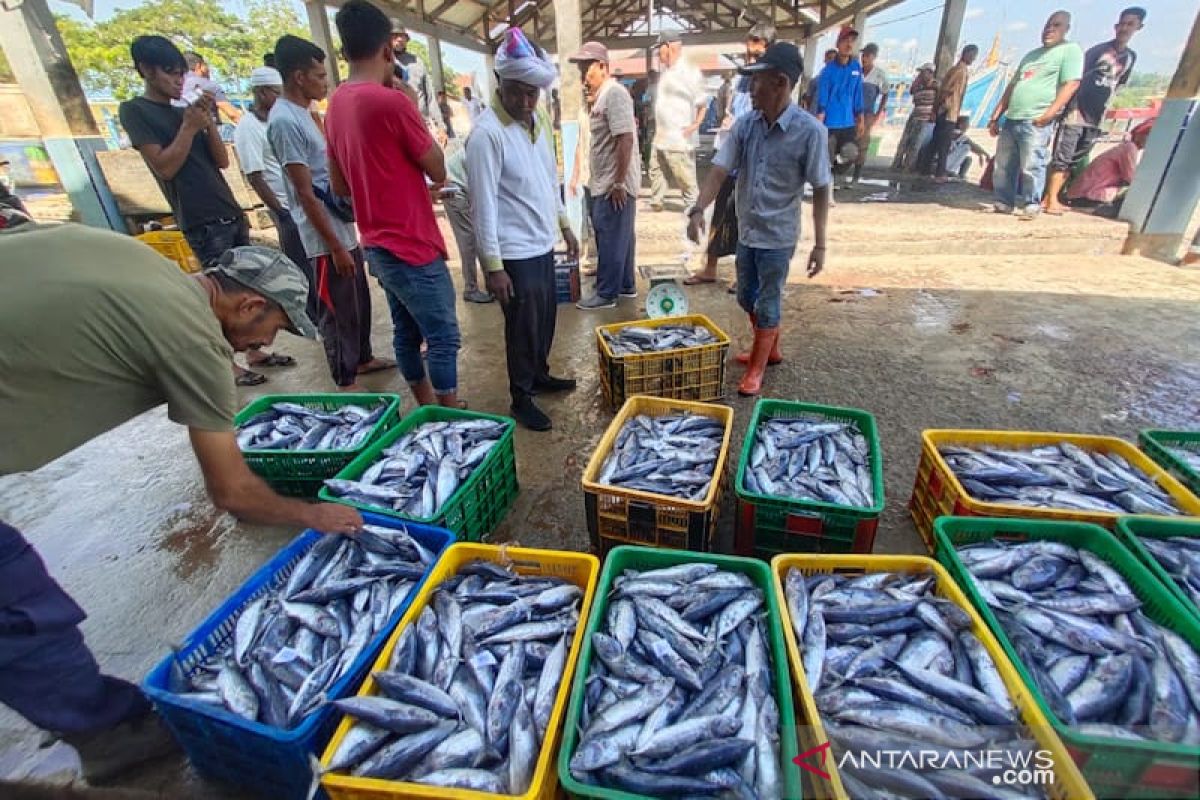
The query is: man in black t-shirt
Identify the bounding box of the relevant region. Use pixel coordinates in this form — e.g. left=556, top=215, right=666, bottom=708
left=1043, top=6, right=1144, bottom=214
left=120, top=35, right=293, bottom=385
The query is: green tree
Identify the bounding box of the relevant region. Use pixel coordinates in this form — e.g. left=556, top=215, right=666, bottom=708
left=56, top=0, right=306, bottom=99
left=1111, top=72, right=1170, bottom=110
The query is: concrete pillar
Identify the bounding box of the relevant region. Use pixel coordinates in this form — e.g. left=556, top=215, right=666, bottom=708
left=933, top=0, right=966, bottom=78
left=1120, top=9, right=1200, bottom=262
left=553, top=0, right=584, bottom=236
left=427, top=34, right=446, bottom=92
left=802, top=36, right=819, bottom=91
left=852, top=9, right=868, bottom=44
left=306, top=0, right=341, bottom=85
left=0, top=0, right=120, bottom=228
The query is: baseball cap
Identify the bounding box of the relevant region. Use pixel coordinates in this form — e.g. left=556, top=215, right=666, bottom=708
left=212, top=246, right=318, bottom=338
left=838, top=25, right=859, bottom=41
left=739, top=41, right=803, bottom=85
left=568, top=41, right=610, bottom=63
left=249, top=66, right=282, bottom=87
left=391, top=21, right=407, bottom=35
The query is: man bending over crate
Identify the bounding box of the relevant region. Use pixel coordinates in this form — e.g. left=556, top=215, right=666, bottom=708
left=688, top=42, right=832, bottom=396
left=465, top=27, right=580, bottom=431
left=0, top=219, right=363, bottom=784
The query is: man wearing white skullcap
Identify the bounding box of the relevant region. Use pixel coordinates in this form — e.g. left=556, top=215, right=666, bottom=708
left=234, top=67, right=315, bottom=327
left=466, top=28, right=580, bottom=431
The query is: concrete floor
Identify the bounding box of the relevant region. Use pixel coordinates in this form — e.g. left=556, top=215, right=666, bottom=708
left=2, top=173, right=1198, bottom=795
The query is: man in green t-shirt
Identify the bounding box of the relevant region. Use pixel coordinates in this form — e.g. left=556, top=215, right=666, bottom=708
left=0, top=221, right=362, bottom=783
left=987, top=10, right=1083, bottom=218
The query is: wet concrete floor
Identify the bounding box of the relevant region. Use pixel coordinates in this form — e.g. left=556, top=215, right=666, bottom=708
left=1, top=180, right=1198, bottom=795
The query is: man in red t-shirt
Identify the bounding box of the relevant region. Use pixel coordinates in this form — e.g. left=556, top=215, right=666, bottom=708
left=326, top=0, right=462, bottom=408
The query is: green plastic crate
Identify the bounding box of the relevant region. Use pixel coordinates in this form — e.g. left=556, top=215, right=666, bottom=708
left=1139, top=429, right=1200, bottom=498
left=556, top=545, right=803, bottom=800
left=317, top=405, right=517, bottom=541
left=234, top=393, right=402, bottom=497
left=1114, top=516, right=1200, bottom=624
left=933, top=516, right=1200, bottom=799
left=734, top=399, right=884, bottom=560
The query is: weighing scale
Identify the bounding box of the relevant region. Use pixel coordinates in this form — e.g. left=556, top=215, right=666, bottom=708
left=638, top=262, right=691, bottom=318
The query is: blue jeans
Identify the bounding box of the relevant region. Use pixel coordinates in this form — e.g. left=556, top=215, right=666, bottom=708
left=993, top=119, right=1054, bottom=209
left=0, top=523, right=148, bottom=734
left=590, top=192, right=636, bottom=300
left=366, top=248, right=461, bottom=395
left=735, top=243, right=794, bottom=329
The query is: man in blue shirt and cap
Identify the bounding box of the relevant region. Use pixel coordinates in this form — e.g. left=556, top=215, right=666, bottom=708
left=687, top=42, right=832, bottom=397
left=816, top=26, right=865, bottom=182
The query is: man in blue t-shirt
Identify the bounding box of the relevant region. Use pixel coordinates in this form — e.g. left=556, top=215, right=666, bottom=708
left=815, top=26, right=864, bottom=181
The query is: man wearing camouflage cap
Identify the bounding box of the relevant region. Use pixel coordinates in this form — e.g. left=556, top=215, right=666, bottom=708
left=0, top=222, right=362, bottom=782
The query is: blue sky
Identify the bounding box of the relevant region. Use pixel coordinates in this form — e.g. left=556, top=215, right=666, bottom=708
left=50, top=0, right=1192, bottom=83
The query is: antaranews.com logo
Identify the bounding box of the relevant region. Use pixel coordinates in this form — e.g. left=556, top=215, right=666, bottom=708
left=794, top=741, right=1056, bottom=787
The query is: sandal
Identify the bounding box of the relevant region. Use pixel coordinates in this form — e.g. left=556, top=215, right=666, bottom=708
left=235, top=370, right=268, bottom=387
left=247, top=353, right=296, bottom=368
left=357, top=357, right=397, bottom=375
left=683, top=274, right=717, bottom=286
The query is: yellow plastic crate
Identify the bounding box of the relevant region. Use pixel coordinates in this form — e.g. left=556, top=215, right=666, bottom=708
left=908, top=429, right=1200, bottom=552
left=595, top=314, right=730, bottom=409
left=319, top=543, right=599, bottom=800
left=581, top=396, right=733, bottom=556
left=135, top=230, right=203, bottom=273
left=769, top=553, right=1093, bottom=800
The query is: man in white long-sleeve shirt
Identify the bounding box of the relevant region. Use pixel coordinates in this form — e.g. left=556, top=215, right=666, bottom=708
left=466, top=29, right=580, bottom=431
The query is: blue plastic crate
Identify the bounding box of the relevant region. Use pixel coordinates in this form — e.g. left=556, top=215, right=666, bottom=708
left=143, top=514, right=453, bottom=800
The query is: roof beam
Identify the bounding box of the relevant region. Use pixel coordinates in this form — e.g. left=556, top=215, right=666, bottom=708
left=334, top=0, right=491, bottom=50
left=594, top=24, right=808, bottom=48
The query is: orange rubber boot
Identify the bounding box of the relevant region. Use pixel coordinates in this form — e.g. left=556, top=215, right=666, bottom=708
left=736, top=313, right=783, bottom=365
left=738, top=327, right=778, bottom=396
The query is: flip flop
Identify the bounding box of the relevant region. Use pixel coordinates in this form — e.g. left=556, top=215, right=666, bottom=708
left=248, top=353, right=296, bottom=368
left=235, top=370, right=268, bottom=387
left=357, top=358, right=397, bottom=375
left=683, top=275, right=717, bottom=286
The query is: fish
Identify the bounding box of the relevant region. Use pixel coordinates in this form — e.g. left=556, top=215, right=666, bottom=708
left=954, top=536, right=1200, bottom=746
left=569, top=565, right=784, bottom=798
left=600, top=324, right=720, bottom=356
left=742, top=415, right=875, bottom=509
left=237, top=400, right=388, bottom=452
left=1136, top=535, right=1200, bottom=610
left=324, top=559, right=580, bottom=796
left=786, top=566, right=1047, bottom=799
left=323, top=419, right=508, bottom=518
left=595, top=413, right=724, bottom=501
left=1164, top=445, right=1200, bottom=474
left=939, top=443, right=1183, bottom=515
left=166, top=526, right=432, bottom=730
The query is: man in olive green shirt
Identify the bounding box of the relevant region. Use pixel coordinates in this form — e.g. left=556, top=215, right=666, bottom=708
left=0, top=221, right=362, bottom=782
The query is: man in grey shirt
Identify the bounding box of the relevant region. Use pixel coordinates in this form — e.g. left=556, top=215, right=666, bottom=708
left=392, top=25, right=445, bottom=131
left=268, top=35, right=391, bottom=391
left=688, top=42, right=831, bottom=397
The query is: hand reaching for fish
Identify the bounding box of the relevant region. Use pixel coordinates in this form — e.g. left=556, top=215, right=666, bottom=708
left=307, top=503, right=364, bottom=535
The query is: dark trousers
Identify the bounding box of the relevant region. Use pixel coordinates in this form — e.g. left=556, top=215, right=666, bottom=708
left=0, top=522, right=148, bottom=735
left=930, top=112, right=957, bottom=178
left=183, top=215, right=251, bottom=268
left=310, top=248, right=374, bottom=387
left=269, top=208, right=317, bottom=323
left=591, top=193, right=636, bottom=300
left=500, top=252, right=557, bottom=403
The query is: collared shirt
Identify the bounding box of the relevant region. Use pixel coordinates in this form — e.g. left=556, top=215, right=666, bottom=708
left=589, top=78, right=640, bottom=197
left=816, top=58, right=864, bottom=129
left=233, top=111, right=288, bottom=210
left=653, top=59, right=709, bottom=151
left=465, top=94, right=567, bottom=271
left=713, top=104, right=832, bottom=250
left=861, top=65, right=890, bottom=116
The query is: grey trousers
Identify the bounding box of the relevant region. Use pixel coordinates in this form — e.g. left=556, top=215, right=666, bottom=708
left=649, top=148, right=698, bottom=208
left=443, top=189, right=482, bottom=294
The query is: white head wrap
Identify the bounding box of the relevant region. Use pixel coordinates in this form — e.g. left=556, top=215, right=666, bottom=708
left=494, top=28, right=556, bottom=89
left=250, top=67, right=283, bottom=87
